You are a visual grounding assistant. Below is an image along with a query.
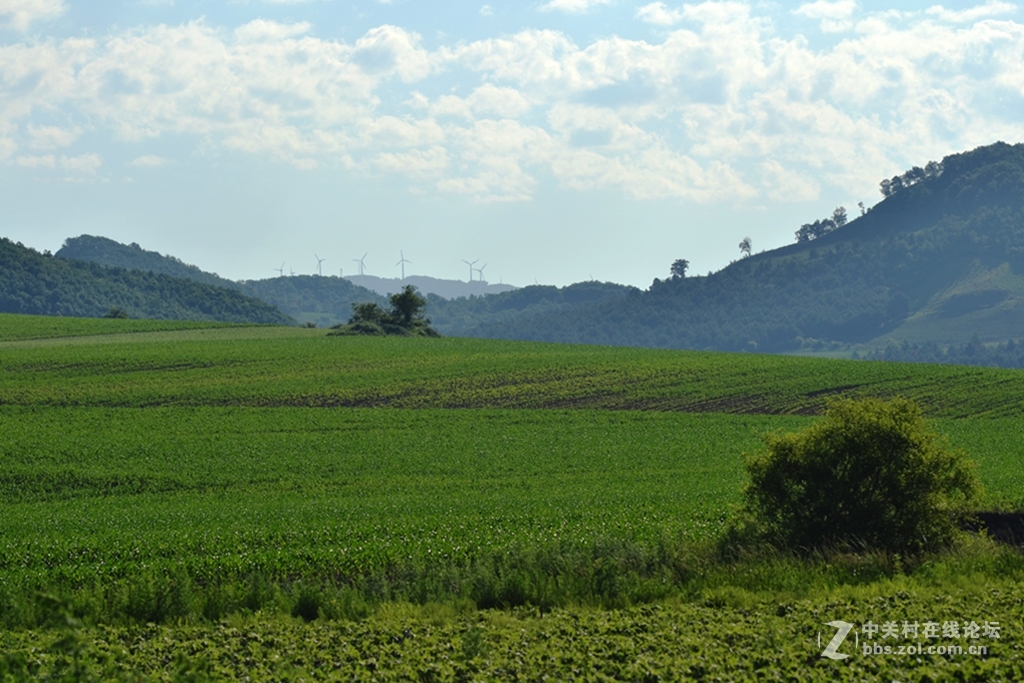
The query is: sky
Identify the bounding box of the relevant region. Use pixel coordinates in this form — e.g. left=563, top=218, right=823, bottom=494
left=2, top=0, right=1023, bottom=288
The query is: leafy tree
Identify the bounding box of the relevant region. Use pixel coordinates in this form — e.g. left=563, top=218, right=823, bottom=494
left=331, top=285, right=439, bottom=337
left=670, top=259, right=689, bottom=279
left=350, top=302, right=387, bottom=324
left=741, top=397, right=979, bottom=555
left=880, top=161, right=943, bottom=197
left=738, top=237, right=752, bottom=258
left=103, top=307, right=129, bottom=319
left=388, top=284, right=428, bottom=326
left=831, top=206, right=847, bottom=228
left=795, top=218, right=835, bottom=242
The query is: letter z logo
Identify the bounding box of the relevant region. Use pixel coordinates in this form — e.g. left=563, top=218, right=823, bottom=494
left=820, top=621, right=855, bottom=660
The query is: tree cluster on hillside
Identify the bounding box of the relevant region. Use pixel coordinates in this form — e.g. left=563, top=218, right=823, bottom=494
left=0, top=238, right=293, bottom=324
left=470, top=142, right=1024, bottom=352
left=329, top=285, right=439, bottom=337
left=795, top=206, right=847, bottom=242
left=880, top=160, right=944, bottom=198
left=856, top=335, right=1024, bottom=369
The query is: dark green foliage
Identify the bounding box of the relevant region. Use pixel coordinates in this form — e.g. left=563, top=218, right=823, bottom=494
left=424, top=280, right=633, bottom=336
left=741, top=397, right=980, bottom=554
left=472, top=142, right=1024, bottom=352
left=859, top=334, right=1024, bottom=369
left=57, top=234, right=387, bottom=326
left=58, top=235, right=231, bottom=288
left=0, top=238, right=293, bottom=324
left=103, top=307, right=129, bottom=319
left=329, top=285, right=439, bottom=337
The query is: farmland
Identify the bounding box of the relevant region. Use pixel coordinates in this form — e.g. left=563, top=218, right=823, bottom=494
left=1, top=315, right=1022, bottom=680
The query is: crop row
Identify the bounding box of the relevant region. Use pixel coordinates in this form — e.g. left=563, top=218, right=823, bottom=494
left=0, top=406, right=1021, bottom=615
left=3, top=328, right=1024, bottom=417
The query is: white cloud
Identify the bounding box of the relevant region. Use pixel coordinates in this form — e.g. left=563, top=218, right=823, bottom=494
left=16, top=152, right=101, bottom=174
left=130, top=154, right=168, bottom=166
left=3, top=7, right=1024, bottom=202
left=636, top=3, right=685, bottom=26
left=27, top=124, right=81, bottom=149
left=0, top=0, right=66, bottom=31
left=795, top=0, right=856, bottom=20
left=925, top=1, right=1017, bottom=24
left=794, top=0, right=857, bottom=32
left=61, top=152, right=102, bottom=173
left=234, top=19, right=311, bottom=41
left=16, top=154, right=56, bottom=168
left=539, top=0, right=613, bottom=14
left=479, top=5, right=493, bottom=16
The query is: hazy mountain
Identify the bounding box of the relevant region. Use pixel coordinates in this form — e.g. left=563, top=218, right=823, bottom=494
left=427, top=281, right=635, bottom=336
left=57, top=236, right=388, bottom=327
left=51, top=141, right=1024, bottom=349
left=0, top=238, right=293, bottom=324
left=56, top=235, right=626, bottom=331
left=470, top=142, right=1024, bottom=352
left=345, top=274, right=516, bottom=299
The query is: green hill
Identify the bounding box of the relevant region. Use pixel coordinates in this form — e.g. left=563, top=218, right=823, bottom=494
left=57, top=235, right=389, bottom=327
left=51, top=142, right=1024, bottom=349
left=0, top=238, right=293, bottom=324
left=470, top=142, right=1024, bottom=352
left=56, top=234, right=633, bottom=331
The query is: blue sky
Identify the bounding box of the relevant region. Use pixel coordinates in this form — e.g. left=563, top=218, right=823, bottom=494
left=2, top=0, right=1023, bottom=287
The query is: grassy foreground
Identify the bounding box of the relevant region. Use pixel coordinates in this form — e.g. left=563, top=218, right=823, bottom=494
left=1, top=315, right=1022, bottom=679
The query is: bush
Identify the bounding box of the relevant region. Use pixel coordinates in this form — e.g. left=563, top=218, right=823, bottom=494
left=741, top=397, right=980, bottom=555
left=329, top=286, right=440, bottom=337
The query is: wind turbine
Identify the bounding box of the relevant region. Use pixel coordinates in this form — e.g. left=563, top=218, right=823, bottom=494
left=274, top=263, right=285, bottom=277
left=396, top=250, right=412, bottom=280
left=352, top=253, right=367, bottom=276
left=474, top=263, right=488, bottom=283
left=315, top=254, right=325, bottom=276
left=462, top=259, right=478, bottom=283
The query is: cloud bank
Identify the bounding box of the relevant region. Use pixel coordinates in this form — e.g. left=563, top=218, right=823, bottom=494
left=2, top=2, right=1023, bottom=201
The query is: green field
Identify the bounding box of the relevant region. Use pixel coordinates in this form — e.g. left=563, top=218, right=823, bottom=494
left=1, top=315, right=1022, bottom=680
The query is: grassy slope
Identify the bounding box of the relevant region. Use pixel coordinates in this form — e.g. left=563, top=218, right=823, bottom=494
left=0, top=312, right=242, bottom=341
left=3, top=319, right=1024, bottom=417
left=869, top=262, right=1024, bottom=346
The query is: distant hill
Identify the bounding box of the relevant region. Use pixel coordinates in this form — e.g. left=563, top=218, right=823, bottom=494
left=0, top=238, right=293, bottom=324
left=56, top=235, right=627, bottom=331
left=57, top=236, right=388, bottom=327
left=345, top=274, right=516, bottom=299
left=473, top=142, right=1024, bottom=352
left=428, top=281, right=636, bottom=336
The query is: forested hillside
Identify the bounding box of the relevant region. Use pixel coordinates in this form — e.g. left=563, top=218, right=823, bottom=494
left=0, top=239, right=293, bottom=324
left=57, top=235, right=388, bottom=327
left=469, top=142, right=1024, bottom=352
left=48, top=142, right=1024, bottom=348
left=56, top=235, right=631, bottom=331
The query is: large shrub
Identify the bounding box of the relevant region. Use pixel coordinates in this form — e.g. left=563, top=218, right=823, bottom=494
left=742, top=397, right=979, bottom=554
